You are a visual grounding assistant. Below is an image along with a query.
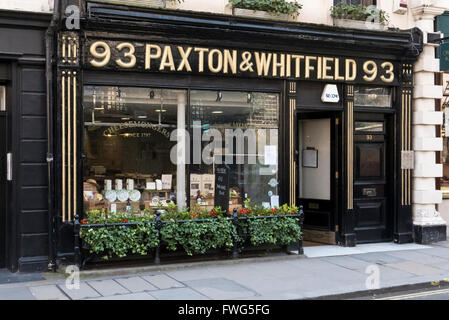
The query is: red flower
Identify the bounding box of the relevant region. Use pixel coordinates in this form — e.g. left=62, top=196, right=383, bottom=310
left=210, top=209, right=217, bottom=217
left=81, top=219, right=87, bottom=225
left=190, top=214, right=197, bottom=219
left=122, top=219, right=128, bottom=223
left=291, top=211, right=296, bottom=215
left=239, top=209, right=245, bottom=214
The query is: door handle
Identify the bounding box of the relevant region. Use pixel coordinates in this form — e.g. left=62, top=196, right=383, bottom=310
left=6, top=152, right=12, bottom=181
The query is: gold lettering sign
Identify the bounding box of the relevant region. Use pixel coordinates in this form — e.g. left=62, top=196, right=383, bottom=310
left=86, top=40, right=397, bottom=84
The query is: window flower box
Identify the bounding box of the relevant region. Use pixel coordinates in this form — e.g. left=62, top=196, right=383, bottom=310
left=330, top=3, right=388, bottom=31
left=91, top=0, right=166, bottom=9
left=77, top=203, right=304, bottom=268
left=229, top=0, right=302, bottom=21
left=333, top=18, right=387, bottom=31
left=232, top=8, right=289, bottom=21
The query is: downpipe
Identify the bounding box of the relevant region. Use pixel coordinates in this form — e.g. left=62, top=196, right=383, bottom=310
left=46, top=0, right=60, bottom=272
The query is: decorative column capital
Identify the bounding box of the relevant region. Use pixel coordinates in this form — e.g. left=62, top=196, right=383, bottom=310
left=410, top=4, right=447, bottom=20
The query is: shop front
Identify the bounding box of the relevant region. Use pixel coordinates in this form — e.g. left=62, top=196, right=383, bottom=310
left=51, top=2, right=423, bottom=266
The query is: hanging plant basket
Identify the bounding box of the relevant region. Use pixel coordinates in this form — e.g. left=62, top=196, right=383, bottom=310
left=232, top=8, right=289, bottom=21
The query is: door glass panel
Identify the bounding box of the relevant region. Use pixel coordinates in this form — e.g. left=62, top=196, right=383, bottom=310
left=355, top=121, right=384, bottom=133
left=358, top=146, right=382, bottom=177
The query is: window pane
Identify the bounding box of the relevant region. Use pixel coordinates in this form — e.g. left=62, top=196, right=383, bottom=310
left=190, top=90, right=279, bottom=211
left=355, top=121, right=384, bottom=133
left=83, top=86, right=187, bottom=214
left=354, top=86, right=392, bottom=107
left=0, top=86, right=5, bottom=111
left=358, top=146, right=382, bottom=177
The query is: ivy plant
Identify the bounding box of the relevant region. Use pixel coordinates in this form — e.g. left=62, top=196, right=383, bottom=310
left=330, top=2, right=389, bottom=24
left=229, top=0, right=302, bottom=15
left=247, top=217, right=302, bottom=247
left=160, top=219, right=236, bottom=256
left=80, top=222, right=159, bottom=260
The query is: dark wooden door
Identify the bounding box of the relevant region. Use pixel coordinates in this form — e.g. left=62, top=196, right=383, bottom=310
left=353, top=114, right=393, bottom=243
left=0, top=111, right=5, bottom=268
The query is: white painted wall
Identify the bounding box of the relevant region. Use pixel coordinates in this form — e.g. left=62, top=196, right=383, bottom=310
left=299, top=119, right=331, bottom=200
left=0, top=0, right=53, bottom=12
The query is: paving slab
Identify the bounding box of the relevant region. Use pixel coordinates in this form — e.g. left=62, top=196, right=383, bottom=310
left=58, top=282, right=101, bottom=300
left=385, top=250, right=449, bottom=265
left=0, top=270, right=45, bottom=285
left=87, top=279, right=130, bottom=296
left=149, top=287, right=209, bottom=300
left=90, top=292, right=156, bottom=300
left=350, top=252, right=405, bottom=265
left=384, top=261, right=445, bottom=276
left=29, top=285, right=69, bottom=300
left=0, top=286, right=36, bottom=300
left=115, top=276, right=158, bottom=292
left=184, top=278, right=257, bottom=300
left=419, top=247, right=449, bottom=259
left=142, top=274, right=184, bottom=289
left=320, top=256, right=372, bottom=270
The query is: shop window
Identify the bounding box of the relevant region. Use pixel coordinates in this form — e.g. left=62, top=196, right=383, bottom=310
left=333, top=0, right=376, bottom=6
left=82, top=87, right=280, bottom=215
left=83, top=87, right=187, bottom=214
left=190, top=90, right=280, bottom=212
left=354, top=86, right=392, bottom=108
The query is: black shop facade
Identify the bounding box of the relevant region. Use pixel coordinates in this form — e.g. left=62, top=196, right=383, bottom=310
left=43, top=2, right=423, bottom=270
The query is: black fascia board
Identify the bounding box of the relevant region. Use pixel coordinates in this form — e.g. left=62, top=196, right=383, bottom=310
left=79, top=2, right=422, bottom=60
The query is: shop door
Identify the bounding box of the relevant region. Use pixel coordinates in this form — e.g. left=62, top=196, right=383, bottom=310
left=353, top=114, right=393, bottom=243
left=297, top=112, right=340, bottom=243
left=0, top=108, right=5, bottom=268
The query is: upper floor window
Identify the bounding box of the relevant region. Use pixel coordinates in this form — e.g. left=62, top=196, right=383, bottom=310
left=334, top=0, right=377, bottom=5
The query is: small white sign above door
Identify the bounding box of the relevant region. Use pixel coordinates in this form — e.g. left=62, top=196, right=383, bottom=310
left=321, top=84, right=340, bottom=103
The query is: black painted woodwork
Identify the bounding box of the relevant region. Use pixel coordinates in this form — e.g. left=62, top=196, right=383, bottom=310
left=50, top=2, right=423, bottom=267
left=0, top=10, right=52, bottom=272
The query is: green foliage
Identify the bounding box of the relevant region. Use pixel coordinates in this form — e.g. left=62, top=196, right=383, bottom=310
left=160, top=219, right=236, bottom=256
left=330, top=2, right=388, bottom=24
left=160, top=203, right=227, bottom=221
left=229, top=0, right=302, bottom=15
left=80, top=201, right=301, bottom=260
left=80, top=222, right=159, bottom=260
left=247, top=217, right=302, bottom=247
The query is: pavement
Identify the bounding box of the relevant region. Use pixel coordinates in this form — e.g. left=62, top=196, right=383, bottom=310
left=2, top=240, right=449, bottom=300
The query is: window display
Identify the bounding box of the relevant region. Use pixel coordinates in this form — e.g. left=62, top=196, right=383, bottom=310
left=190, top=90, right=280, bottom=212
left=83, top=86, right=280, bottom=215
left=83, top=87, right=186, bottom=214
